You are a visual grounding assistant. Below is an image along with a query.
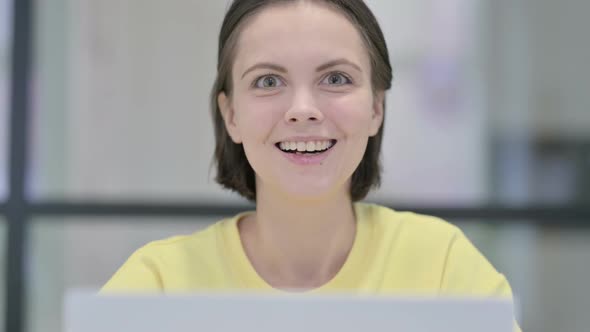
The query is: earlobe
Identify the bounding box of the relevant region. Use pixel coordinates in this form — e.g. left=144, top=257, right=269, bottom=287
left=218, top=92, right=242, bottom=143
left=369, top=91, right=385, bottom=136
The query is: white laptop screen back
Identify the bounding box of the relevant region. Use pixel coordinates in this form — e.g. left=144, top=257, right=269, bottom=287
left=65, top=291, right=513, bottom=332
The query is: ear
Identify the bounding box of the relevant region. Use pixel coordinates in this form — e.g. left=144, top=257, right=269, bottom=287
left=218, top=92, right=242, bottom=143
left=369, top=91, right=385, bottom=136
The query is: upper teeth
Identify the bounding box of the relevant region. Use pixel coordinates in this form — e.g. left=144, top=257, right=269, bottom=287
left=279, top=140, right=334, bottom=152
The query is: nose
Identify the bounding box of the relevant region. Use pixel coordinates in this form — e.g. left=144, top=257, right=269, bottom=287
left=284, top=88, right=324, bottom=124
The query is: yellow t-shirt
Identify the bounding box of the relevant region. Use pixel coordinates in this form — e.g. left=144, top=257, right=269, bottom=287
left=102, top=203, right=521, bottom=330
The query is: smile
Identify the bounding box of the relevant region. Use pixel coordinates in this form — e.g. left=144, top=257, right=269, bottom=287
left=275, top=139, right=337, bottom=154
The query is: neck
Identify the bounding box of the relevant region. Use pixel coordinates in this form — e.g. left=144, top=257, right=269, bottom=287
left=239, top=186, right=356, bottom=290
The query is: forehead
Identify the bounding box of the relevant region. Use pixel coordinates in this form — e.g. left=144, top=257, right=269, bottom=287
left=234, top=2, right=370, bottom=72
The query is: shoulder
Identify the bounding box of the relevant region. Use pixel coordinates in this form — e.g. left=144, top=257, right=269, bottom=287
left=359, top=203, right=511, bottom=295
left=357, top=202, right=462, bottom=249
left=101, top=217, right=234, bottom=292
left=360, top=203, right=498, bottom=272
left=123, top=215, right=242, bottom=269
left=357, top=204, right=519, bottom=329
left=137, top=221, right=222, bottom=257
left=365, top=204, right=510, bottom=294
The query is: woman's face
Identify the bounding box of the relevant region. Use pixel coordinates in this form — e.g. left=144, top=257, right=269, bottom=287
left=219, top=2, right=383, bottom=201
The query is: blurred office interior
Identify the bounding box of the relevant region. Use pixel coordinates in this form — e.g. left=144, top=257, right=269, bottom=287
left=1, top=0, right=589, bottom=331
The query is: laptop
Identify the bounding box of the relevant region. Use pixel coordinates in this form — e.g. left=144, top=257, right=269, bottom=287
left=65, top=290, right=514, bottom=332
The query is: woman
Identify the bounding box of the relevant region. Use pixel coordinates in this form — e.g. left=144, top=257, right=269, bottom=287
left=103, top=0, right=521, bottom=329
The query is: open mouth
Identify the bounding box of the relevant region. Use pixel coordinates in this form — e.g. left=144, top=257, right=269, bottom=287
left=275, top=139, right=337, bottom=154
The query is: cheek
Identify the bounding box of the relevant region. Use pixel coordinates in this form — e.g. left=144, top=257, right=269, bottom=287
left=321, top=92, right=374, bottom=135
left=234, top=94, right=288, bottom=140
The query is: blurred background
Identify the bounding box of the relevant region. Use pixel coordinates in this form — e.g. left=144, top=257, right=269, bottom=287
left=1, top=0, right=589, bottom=331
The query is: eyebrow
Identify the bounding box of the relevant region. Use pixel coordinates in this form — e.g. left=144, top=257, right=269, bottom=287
left=240, top=58, right=362, bottom=79
left=241, top=63, right=287, bottom=79
left=315, top=59, right=362, bottom=73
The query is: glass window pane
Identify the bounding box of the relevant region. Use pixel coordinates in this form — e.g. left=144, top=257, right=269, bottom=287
left=0, top=0, right=11, bottom=200
left=368, top=0, right=491, bottom=206
left=30, top=0, right=490, bottom=205
left=29, top=0, right=238, bottom=203
left=30, top=0, right=590, bottom=206
left=486, top=1, right=590, bottom=206
left=0, top=219, right=6, bottom=332
left=27, top=217, right=219, bottom=332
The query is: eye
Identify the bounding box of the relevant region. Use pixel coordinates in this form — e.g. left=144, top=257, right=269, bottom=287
left=321, top=72, right=352, bottom=86
left=254, top=75, right=285, bottom=89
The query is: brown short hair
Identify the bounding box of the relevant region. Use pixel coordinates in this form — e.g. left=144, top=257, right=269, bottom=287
left=211, top=0, right=393, bottom=201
